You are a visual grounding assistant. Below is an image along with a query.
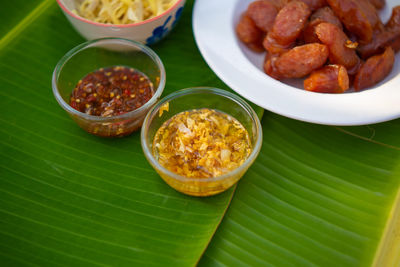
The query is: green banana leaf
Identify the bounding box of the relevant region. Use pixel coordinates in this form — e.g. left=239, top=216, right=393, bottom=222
left=1, top=0, right=399, bottom=266
left=0, top=1, right=237, bottom=266
left=200, top=114, right=400, bottom=267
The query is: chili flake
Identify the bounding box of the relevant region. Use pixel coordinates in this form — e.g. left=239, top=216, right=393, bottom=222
left=153, top=108, right=252, bottom=178
left=70, top=66, right=154, bottom=117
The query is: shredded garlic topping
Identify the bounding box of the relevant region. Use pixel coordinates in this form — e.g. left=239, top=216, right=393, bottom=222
left=73, top=0, right=178, bottom=24
left=153, top=108, right=252, bottom=178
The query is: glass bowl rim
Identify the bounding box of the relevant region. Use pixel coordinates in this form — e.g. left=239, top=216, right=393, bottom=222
left=52, top=37, right=166, bottom=122
left=140, top=87, right=263, bottom=182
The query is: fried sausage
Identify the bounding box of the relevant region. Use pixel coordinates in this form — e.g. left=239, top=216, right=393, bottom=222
left=386, top=6, right=400, bottom=31
left=354, top=47, right=395, bottom=91
left=357, top=0, right=383, bottom=29
left=236, top=15, right=265, bottom=52
left=368, top=0, right=385, bottom=9
left=269, top=1, right=311, bottom=46
left=263, top=53, right=282, bottom=79
left=274, top=43, right=329, bottom=78
left=315, top=22, right=361, bottom=74
left=297, top=0, right=327, bottom=11
left=268, top=0, right=291, bottom=9
left=310, top=6, right=342, bottom=28
left=357, top=30, right=396, bottom=58
left=247, top=42, right=266, bottom=52
left=263, top=35, right=294, bottom=54
left=388, top=35, right=400, bottom=52
left=327, top=0, right=382, bottom=43
left=303, top=6, right=342, bottom=43
left=247, top=1, right=279, bottom=32
left=358, top=6, right=400, bottom=58
left=304, top=65, right=349, bottom=93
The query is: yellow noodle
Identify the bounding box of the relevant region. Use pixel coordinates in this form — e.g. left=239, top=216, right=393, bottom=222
left=74, top=0, right=179, bottom=24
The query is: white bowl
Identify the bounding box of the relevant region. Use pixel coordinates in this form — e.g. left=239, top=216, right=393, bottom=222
left=57, top=0, right=186, bottom=45
left=193, top=0, right=400, bottom=126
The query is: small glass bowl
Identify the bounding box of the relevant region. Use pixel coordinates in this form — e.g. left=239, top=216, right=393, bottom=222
left=52, top=38, right=165, bottom=137
left=141, top=87, right=263, bottom=196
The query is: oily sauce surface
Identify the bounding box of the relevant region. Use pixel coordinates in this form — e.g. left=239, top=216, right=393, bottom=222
left=70, top=66, right=153, bottom=117
left=153, top=108, right=252, bottom=178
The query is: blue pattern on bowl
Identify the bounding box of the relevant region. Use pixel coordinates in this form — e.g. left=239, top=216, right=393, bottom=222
left=172, top=6, right=184, bottom=28
left=146, top=6, right=185, bottom=45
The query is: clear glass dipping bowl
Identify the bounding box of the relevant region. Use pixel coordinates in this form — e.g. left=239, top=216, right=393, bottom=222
left=52, top=38, right=165, bottom=137
left=141, top=87, right=263, bottom=196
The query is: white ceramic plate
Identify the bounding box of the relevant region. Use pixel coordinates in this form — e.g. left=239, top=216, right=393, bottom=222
left=193, top=0, right=400, bottom=125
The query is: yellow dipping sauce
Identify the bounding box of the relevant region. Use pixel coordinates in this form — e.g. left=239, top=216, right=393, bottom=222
left=153, top=108, right=252, bottom=178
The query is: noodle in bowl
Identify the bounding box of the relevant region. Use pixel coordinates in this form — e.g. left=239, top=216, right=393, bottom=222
left=57, top=0, right=186, bottom=44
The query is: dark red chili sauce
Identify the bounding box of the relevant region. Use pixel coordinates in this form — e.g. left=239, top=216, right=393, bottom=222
left=70, top=66, right=153, bottom=117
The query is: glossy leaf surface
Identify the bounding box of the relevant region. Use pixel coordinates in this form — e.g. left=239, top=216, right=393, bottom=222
left=1, top=0, right=399, bottom=266
left=201, top=114, right=400, bottom=267
left=0, top=1, right=237, bottom=266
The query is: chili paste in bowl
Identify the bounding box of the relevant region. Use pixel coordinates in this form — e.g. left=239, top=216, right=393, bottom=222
left=70, top=66, right=153, bottom=117
left=52, top=38, right=165, bottom=137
